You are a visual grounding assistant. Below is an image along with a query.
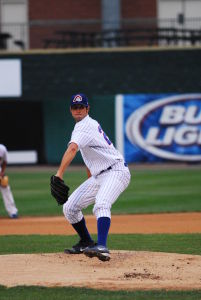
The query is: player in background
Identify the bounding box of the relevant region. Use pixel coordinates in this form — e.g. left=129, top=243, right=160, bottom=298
left=55, top=93, right=131, bottom=261
left=0, top=144, right=18, bottom=219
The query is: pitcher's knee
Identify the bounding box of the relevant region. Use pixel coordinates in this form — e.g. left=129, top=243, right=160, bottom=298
left=63, top=201, right=76, bottom=221
left=93, top=203, right=111, bottom=219
left=63, top=200, right=83, bottom=224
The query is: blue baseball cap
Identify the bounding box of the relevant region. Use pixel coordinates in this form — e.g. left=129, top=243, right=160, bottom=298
left=70, top=93, right=89, bottom=107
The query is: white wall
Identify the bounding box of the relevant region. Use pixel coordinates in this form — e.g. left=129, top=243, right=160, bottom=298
left=157, top=0, right=201, bottom=28
left=0, top=59, right=22, bottom=97
left=0, top=0, right=28, bottom=51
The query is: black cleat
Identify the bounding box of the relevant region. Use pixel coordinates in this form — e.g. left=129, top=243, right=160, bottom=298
left=64, top=240, right=95, bottom=254
left=84, top=244, right=110, bottom=261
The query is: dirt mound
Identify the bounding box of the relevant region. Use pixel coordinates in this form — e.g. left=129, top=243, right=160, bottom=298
left=0, top=251, right=201, bottom=290
left=1, top=212, right=201, bottom=290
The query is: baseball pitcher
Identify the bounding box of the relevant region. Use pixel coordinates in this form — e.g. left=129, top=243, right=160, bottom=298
left=50, top=94, right=131, bottom=261
left=0, top=144, right=18, bottom=218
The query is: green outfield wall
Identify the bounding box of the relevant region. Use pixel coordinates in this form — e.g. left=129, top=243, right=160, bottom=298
left=0, top=47, right=200, bottom=164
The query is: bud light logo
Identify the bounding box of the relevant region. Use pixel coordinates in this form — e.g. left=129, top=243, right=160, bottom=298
left=125, top=94, right=201, bottom=162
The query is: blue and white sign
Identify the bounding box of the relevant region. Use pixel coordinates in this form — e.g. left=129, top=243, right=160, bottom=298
left=115, top=94, right=201, bottom=162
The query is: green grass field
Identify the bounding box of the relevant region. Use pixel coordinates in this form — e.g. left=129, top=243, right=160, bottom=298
left=0, top=233, right=201, bottom=255
left=0, top=167, right=200, bottom=216
left=0, top=166, right=201, bottom=299
left=0, top=286, right=201, bottom=300
left=1, top=286, right=201, bottom=300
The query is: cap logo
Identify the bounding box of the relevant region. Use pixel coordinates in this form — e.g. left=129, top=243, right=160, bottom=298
left=73, top=95, right=82, bottom=102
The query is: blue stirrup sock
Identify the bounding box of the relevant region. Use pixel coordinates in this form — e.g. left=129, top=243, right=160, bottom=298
left=72, top=217, right=93, bottom=242
left=97, top=217, right=111, bottom=247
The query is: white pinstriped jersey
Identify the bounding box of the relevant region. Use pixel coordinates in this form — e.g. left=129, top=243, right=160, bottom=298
left=69, top=115, right=124, bottom=176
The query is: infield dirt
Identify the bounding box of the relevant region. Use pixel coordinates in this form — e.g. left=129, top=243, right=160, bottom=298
left=0, top=212, right=201, bottom=291
left=0, top=212, right=201, bottom=235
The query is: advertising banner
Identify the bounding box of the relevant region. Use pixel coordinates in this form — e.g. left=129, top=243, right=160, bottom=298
left=115, top=94, right=201, bottom=162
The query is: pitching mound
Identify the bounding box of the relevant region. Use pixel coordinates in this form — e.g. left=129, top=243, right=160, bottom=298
left=0, top=251, right=201, bottom=290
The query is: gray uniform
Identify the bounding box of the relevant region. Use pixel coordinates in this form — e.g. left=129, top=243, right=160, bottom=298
left=0, top=144, right=18, bottom=217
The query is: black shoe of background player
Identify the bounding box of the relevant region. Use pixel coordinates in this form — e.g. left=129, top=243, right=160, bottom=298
left=64, top=239, right=95, bottom=254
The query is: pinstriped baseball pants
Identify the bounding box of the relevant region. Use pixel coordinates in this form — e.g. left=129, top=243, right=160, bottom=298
left=0, top=185, right=18, bottom=217
left=63, top=162, right=131, bottom=224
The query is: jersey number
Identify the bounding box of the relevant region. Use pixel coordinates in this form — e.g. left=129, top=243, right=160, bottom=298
left=98, top=125, right=112, bottom=145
